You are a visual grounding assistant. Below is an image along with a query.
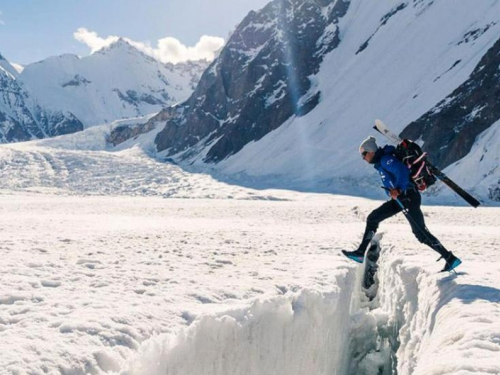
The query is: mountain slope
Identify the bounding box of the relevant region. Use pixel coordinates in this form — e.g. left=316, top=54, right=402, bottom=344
left=401, top=34, right=500, bottom=169
left=154, top=0, right=350, bottom=162
left=150, top=0, right=500, bottom=203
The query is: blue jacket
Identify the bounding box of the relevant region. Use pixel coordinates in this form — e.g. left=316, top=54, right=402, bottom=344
left=373, top=145, right=412, bottom=195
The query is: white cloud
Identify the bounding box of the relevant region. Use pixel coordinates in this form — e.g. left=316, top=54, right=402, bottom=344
left=0, top=10, right=5, bottom=25
left=73, top=28, right=119, bottom=54
left=73, top=28, right=224, bottom=64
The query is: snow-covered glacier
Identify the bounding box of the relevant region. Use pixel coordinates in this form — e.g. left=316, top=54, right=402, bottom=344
left=0, top=126, right=498, bottom=374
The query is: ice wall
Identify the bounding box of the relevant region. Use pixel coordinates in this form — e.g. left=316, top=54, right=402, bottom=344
left=119, top=270, right=357, bottom=375
left=375, top=248, right=500, bottom=375
left=118, top=243, right=500, bottom=375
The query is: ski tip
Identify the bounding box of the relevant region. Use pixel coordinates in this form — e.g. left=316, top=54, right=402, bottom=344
left=374, top=119, right=384, bottom=127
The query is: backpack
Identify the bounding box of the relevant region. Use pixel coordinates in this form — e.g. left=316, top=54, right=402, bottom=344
left=394, top=139, right=436, bottom=191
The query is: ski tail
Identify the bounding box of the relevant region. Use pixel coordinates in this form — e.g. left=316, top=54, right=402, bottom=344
left=426, top=164, right=481, bottom=208
left=373, top=119, right=481, bottom=208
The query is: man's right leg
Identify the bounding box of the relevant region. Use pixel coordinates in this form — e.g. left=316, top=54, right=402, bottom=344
left=359, top=200, right=402, bottom=251
left=343, top=200, right=401, bottom=262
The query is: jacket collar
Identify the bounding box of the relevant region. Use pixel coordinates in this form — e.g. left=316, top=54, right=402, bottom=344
left=371, top=147, right=384, bottom=165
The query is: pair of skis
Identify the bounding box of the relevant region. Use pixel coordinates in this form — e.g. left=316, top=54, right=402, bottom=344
left=373, top=120, right=480, bottom=208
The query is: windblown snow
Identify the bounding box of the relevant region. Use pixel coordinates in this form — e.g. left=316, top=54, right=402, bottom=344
left=0, top=122, right=499, bottom=375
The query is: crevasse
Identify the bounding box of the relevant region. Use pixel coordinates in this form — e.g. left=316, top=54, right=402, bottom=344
left=118, top=243, right=500, bottom=375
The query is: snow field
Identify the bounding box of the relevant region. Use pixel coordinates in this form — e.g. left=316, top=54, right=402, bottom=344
left=117, top=203, right=500, bottom=375
left=0, top=129, right=498, bottom=374
left=0, top=192, right=498, bottom=374
left=0, top=193, right=364, bottom=374
left=0, top=121, right=299, bottom=201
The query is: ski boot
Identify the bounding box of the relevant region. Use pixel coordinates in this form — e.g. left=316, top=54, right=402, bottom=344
left=439, top=252, right=462, bottom=273
left=342, top=249, right=366, bottom=263
left=341, top=231, right=374, bottom=264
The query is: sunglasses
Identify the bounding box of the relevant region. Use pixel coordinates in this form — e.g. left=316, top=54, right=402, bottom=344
left=361, top=151, right=368, bottom=159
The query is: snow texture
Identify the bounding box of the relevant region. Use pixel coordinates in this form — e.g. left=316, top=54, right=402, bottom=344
left=0, top=124, right=499, bottom=374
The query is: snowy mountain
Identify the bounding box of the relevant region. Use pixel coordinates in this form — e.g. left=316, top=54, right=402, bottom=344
left=18, top=39, right=208, bottom=129
left=0, top=52, right=83, bottom=142
left=151, top=0, right=500, bottom=203
left=401, top=35, right=500, bottom=169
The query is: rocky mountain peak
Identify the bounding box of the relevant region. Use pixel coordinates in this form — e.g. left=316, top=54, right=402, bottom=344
left=0, top=51, right=20, bottom=78
left=154, top=0, right=350, bottom=163
left=2, top=37, right=205, bottom=142
left=99, top=37, right=132, bottom=51
left=0, top=51, right=83, bottom=143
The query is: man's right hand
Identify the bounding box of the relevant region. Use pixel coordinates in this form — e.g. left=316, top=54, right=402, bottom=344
left=389, top=188, right=400, bottom=199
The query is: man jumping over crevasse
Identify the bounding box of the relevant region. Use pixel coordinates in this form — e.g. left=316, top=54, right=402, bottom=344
left=342, top=136, right=462, bottom=273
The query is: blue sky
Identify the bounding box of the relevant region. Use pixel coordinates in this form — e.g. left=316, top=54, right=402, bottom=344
left=0, top=0, right=270, bottom=65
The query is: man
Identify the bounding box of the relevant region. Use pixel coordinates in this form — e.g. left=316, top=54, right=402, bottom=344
left=342, top=136, right=462, bottom=272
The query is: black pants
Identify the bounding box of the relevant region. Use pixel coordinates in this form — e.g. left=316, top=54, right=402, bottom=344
left=360, top=190, right=450, bottom=257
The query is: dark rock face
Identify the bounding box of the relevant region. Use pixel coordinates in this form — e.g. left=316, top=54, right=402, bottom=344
left=155, top=0, right=350, bottom=163
left=0, top=66, right=40, bottom=142
left=490, top=186, right=500, bottom=201
left=42, top=111, right=84, bottom=137
left=108, top=121, right=155, bottom=146
left=356, top=3, right=407, bottom=55
left=401, top=36, right=500, bottom=169
left=62, top=75, right=91, bottom=88
left=113, top=88, right=170, bottom=107
left=108, top=106, right=178, bottom=146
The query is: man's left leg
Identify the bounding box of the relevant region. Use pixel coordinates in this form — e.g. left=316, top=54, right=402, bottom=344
left=402, top=190, right=461, bottom=271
